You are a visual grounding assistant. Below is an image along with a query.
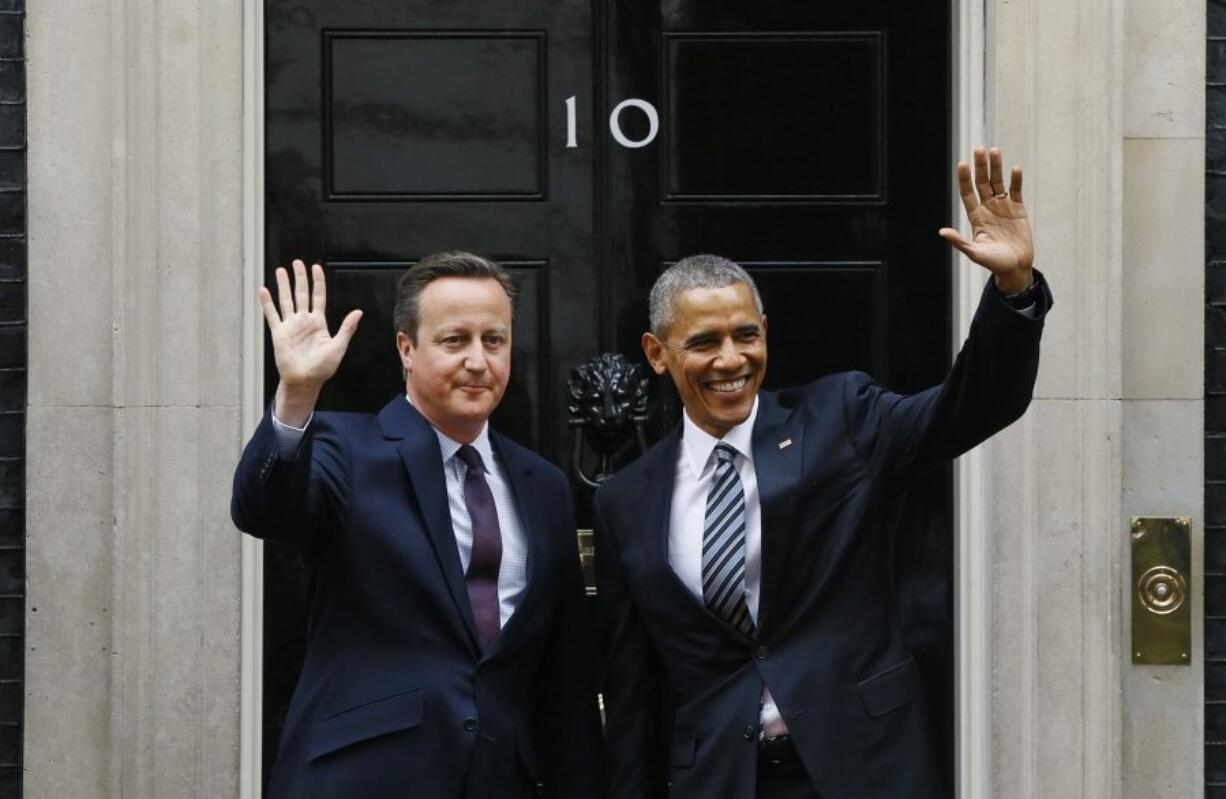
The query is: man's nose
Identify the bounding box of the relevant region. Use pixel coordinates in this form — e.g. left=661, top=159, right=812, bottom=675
left=713, top=337, right=744, bottom=369
left=462, top=343, right=488, bottom=371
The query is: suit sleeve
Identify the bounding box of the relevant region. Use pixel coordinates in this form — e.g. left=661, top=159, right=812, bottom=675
left=533, top=472, right=605, bottom=799
left=594, top=490, right=670, bottom=799
left=844, top=271, right=1053, bottom=473
left=230, top=407, right=351, bottom=552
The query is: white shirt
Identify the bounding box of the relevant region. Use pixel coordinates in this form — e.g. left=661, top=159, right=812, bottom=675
left=271, top=397, right=530, bottom=629
left=668, top=397, right=788, bottom=737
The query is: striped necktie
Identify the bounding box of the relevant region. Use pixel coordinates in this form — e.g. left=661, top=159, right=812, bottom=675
left=703, top=443, right=754, bottom=635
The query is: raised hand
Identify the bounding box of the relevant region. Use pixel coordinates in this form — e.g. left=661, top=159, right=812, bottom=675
left=938, top=147, right=1035, bottom=294
left=259, top=259, right=362, bottom=425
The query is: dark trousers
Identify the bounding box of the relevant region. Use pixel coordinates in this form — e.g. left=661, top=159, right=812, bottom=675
left=756, top=738, right=820, bottom=799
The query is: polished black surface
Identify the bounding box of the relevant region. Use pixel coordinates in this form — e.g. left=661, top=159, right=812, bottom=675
left=326, top=32, right=546, bottom=198
left=265, top=0, right=951, bottom=789
left=664, top=33, right=883, bottom=201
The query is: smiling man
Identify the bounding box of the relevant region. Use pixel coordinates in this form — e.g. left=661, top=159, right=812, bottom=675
left=231, top=252, right=602, bottom=798
left=594, top=147, right=1053, bottom=799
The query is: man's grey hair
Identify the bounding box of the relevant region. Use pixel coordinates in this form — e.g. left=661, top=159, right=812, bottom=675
left=648, top=254, right=764, bottom=338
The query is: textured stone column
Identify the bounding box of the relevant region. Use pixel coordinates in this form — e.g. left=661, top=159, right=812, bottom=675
left=1118, top=0, right=1205, bottom=793
left=986, top=0, right=1204, bottom=795
left=26, top=0, right=245, bottom=796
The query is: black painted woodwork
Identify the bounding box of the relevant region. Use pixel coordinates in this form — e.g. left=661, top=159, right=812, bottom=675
left=325, top=32, right=547, bottom=199
left=0, top=2, right=22, bottom=796
left=265, top=0, right=951, bottom=790
left=662, top=33, right=884, bottom=201
left=1207, top=4, right=1226, bottom=794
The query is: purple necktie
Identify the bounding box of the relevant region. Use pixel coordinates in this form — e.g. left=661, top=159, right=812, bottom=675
left=456, top=445, right=502, bottom=651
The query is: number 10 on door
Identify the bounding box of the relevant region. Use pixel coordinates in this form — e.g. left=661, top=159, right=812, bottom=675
left=566, top=95, right=660, bottom=149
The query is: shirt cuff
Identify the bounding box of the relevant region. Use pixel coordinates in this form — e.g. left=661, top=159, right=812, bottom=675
left=271, top=411, right=312, bottom=461
left=996, top=275, right=1043, bottom=318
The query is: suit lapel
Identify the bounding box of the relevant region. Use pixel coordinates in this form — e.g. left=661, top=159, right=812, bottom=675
left=752, top=391, right=804, bottom=637
left=644, top=426, right=682, bottom=563
left=484, top=433, right=544, bottom=658
left=379, top=398, right=480, bottom=655
left=639, top=427, right=737, bottom=627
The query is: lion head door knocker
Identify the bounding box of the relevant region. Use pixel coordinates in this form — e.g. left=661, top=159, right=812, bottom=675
left=567, top=353, right=650, bottom=487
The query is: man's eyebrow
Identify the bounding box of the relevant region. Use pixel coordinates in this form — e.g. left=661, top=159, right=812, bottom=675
left=432, top=327, right=468, bottom=338
left=681, top=331, right=719, bottom=348
left=682, top=322, right=761, bottom=346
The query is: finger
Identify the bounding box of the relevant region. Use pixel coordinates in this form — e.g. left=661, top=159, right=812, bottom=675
left=275, top=267, right=294, bottom=318
left=311, top=263, right=326, bottom=314
left=973, top=146, right=992, bottom=203
left=988, top=147, right=1006, bottom=196
left=293, top=259, right=309, bottom=313
left=955, top=161, right=977, bottom=216
left=1009, top=165, right=1023, bottom=204
left=938, top=227, right=975, bottom=257
left=258, top=286, right=281, bottom=330
left=333, top=309, right=363, bottom=351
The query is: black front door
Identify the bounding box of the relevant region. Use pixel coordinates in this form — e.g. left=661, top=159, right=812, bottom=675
left=265, top=0, right=951, bottom=789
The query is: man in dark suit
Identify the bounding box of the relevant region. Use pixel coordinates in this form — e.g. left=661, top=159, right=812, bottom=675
left=232, top=252, right=602, bottom=798
left=595, top=147, right=1051, bottom=798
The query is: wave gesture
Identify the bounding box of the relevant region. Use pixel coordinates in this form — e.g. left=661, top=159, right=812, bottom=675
left=259, top=260, right=362, bottom=424
left=939, top=146, right=1035, bottom=294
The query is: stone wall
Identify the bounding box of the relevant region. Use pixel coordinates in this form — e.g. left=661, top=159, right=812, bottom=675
left=988, top=0, right=1205, bottom=795
left=25, top=0, right=245, bottom=795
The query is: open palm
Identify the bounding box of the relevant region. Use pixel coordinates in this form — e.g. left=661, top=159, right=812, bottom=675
left=939, top=147, right=1035, bottom=292
left=259, top=260, right=362, bottom=390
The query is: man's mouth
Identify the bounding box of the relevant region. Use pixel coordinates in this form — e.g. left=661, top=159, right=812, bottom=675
left=705, top=376, right=750, bottom=394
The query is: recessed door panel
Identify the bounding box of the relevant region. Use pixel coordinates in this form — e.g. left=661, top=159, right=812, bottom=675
left=663, top=33, right=884, bottom=201
left=326, top=32, right=546, bottom=198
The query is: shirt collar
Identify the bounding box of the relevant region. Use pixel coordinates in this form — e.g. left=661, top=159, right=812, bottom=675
left=680, top=396, right=759, bottom=476
left=405, top=395, right=494, bottom=467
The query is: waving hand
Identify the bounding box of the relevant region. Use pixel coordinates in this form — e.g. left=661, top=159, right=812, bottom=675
left=259, top=259, right=363, bottom=425
left=938, top=147, right=1035, bottom=294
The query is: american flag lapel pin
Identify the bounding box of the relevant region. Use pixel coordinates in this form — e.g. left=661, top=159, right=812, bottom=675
left=778, top=438, right=792, bottom=450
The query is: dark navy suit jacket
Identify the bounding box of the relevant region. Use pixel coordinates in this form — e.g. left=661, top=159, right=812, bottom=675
left=595, top=276, right=1051, bottom=799
left=232, top=397, right=603, bottom=798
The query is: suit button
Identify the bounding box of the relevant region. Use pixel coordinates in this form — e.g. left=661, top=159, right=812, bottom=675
left=743, top=725, right=755, bottom=740
left=463, top=717, right=477, bottom=732
left=756, top=645, right=768, bottom=660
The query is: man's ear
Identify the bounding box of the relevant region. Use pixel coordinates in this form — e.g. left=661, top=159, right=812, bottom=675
left=641, top=331, right=668, bottom=376
left=395, top=331, right=414, bottom=373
